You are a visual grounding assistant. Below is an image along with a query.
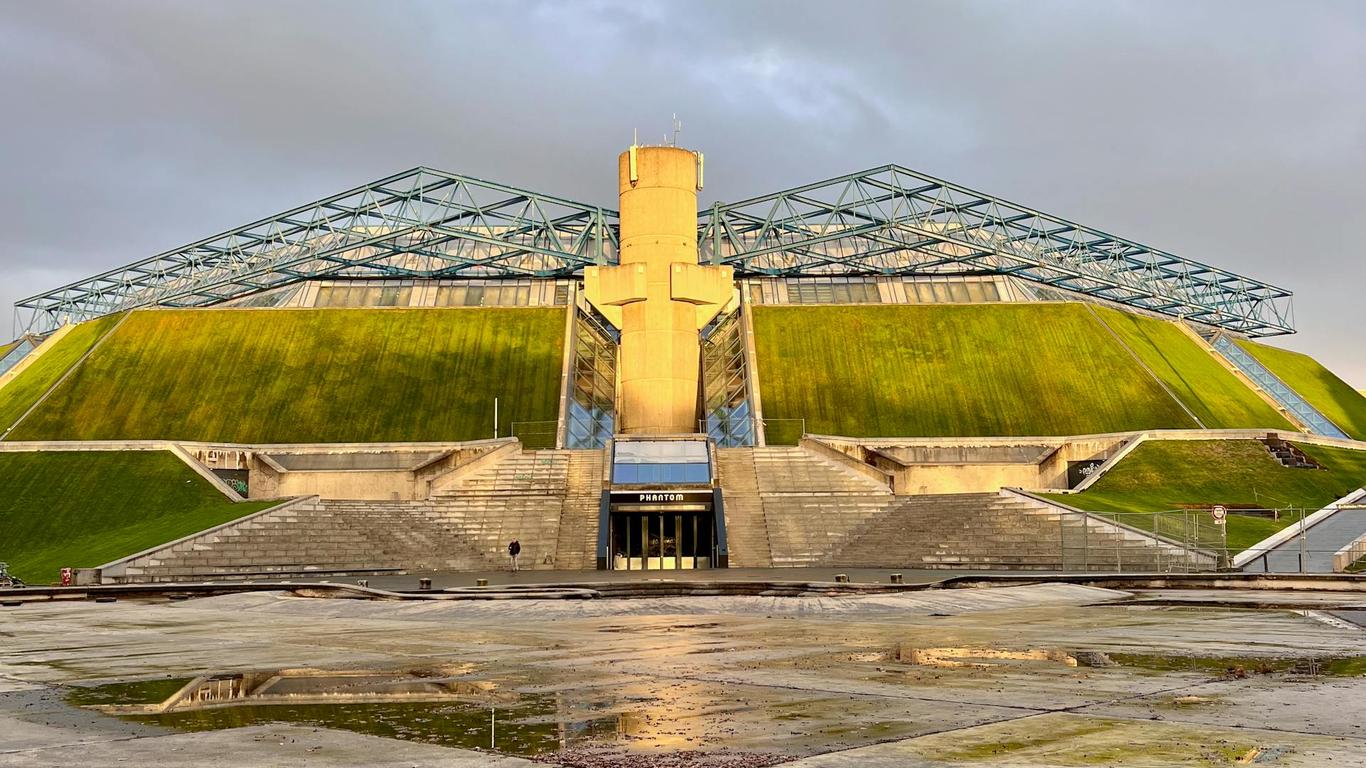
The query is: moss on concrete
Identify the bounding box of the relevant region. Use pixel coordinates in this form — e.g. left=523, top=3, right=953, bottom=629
left=753, top=303, right=1208, bottom=441
left=1091, top=306, right=1291, bottom=430
left=9, top=307, right=565, bottom=444
left=0, top=314, right=124, bottom=434
left=1236, top=338, right=1366, bottom=440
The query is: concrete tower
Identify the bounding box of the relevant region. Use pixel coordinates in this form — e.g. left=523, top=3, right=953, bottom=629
left=585, top=145, right=733, bottom=434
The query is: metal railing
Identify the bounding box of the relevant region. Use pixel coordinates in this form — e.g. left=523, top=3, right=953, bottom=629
left=1056, top=510, right=1227, bottom=573
left=1239, top=506, right=1366, bottom=573
left=1209, top=335, right=1348, bottom=438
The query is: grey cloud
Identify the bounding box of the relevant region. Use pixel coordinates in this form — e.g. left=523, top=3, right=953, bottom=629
left=0, top=0, right=1361, bottom=384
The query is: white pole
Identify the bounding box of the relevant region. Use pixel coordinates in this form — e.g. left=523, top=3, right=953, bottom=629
left=494, top=397, right=499, bottom=439
left=491, top=707, right=496, bottom=749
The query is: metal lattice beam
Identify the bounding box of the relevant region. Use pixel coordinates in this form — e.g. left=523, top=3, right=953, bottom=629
left=699, top=165, right=1294, bottom=336
left=18, top=162, right=1295, bottom=337
left=17, top=168, right=619, bottom=332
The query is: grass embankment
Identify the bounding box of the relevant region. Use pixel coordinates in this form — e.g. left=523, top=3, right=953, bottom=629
left=0, top=314, right=125, bottom=434
left=0, top=340, right=18, bottom=359
left=753, top=303, right=1205, bottom=442
left=1236, top=339, right=1366, bottom=440
left=9, top=308, right=565, bottom=444
left=1090, top=307, right=1291, bottom=430
left=0, top=450, right=274, bottom=583
left=1044, top=440, right=1366, bottom=551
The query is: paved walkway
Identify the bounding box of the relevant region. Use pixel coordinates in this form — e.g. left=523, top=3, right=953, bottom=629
left=3, top=583, right=1364, bottom=766
left=311, top=567, right=993, bottom=591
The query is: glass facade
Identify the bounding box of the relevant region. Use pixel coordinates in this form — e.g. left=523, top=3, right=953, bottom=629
left=611, top=440, right=711, bottom=485
left=565, top=304, right=618, bottom=450
left=700, top=308, right=757, bottom=447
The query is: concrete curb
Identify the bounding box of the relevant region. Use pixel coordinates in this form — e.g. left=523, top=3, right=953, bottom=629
left=5, top=571, right=1365, bottom=607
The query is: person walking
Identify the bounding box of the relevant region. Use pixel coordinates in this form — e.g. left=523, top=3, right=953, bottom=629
left=508, top=539, right=521, bottom=572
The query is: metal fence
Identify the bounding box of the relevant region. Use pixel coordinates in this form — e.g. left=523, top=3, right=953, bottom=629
left=1238, top=506, right=1366, bottom=574
left=1052, top=505, right=1366, bottom=574
left=509, top=420, right=558, bottom=450
left=1054, top=509, right=1228, bottom=573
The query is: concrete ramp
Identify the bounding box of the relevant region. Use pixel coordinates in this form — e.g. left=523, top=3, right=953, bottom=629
left=1240, top=489, right=1366, bottom=573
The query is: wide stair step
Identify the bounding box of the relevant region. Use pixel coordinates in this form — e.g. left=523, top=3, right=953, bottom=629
left=122, top=447, right=604, bottom=582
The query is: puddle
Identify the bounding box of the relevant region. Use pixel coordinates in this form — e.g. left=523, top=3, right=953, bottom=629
left=65, top=677, right=196, bottom=707
left=61, top=667, right=806, bottom=764
left=889, top=646, right=1366, bottom=678
left=921, top=715, right=1263, bottom=766
left=66, top=669, right=622, bottom=757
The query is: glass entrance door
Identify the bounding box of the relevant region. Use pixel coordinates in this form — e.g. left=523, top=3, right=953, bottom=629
left=610, top=512, right=714, bottom=570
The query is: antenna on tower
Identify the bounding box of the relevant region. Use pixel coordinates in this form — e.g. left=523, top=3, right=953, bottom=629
left=671, top=114, right=682, bottom=146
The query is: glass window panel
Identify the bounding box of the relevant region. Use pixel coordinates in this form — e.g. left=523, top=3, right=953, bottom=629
left=932, top=284, right=952, bottom=303
left=982, top=282, right=1001, bottom=301
left=965, top=283, right=986, bottom=302
left=465, top=286, right=484, bottom=306
left=949, top=283, right=970, bottom=302
left=517, top=286, right=531, bottom=305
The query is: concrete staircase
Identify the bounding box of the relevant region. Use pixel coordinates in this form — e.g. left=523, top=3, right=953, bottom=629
left=1260, top=436, right=1322, bottom=470
left=552, top=451, right=607, bottom=570
left=714, top=449, right=772, bottom=567
left=716, top=447, right=1204, bottom=571
left=831, top=492, right=1197, bottom=571
left=120, top=447, right=605, bottom=582
left=717, top=446, right=894, bottom=567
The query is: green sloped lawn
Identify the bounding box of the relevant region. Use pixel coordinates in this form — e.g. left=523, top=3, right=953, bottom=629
left=1044, top=440, right=1366, bottom=551
left=1091, top=307, right=1291, bottom=430
left=0, top=314, right=124, bottom=433
left=752, top=303, right=1195, bottom=441
left=10, top=307, right=566, bottom=444
left=0, top=451, right=275, bottom=583
left=1236, top=339, right=1366, bottom=440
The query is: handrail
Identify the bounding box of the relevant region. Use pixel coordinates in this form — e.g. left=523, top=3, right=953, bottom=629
left=1209, top=335, right=1348, bottom=439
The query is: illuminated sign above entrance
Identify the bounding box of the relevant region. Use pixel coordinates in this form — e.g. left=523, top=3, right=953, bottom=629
left=610, top=490, right=714, bottom=506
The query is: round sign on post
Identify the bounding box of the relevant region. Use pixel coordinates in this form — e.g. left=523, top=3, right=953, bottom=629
left=1211, top=506, right=1227, bottom=525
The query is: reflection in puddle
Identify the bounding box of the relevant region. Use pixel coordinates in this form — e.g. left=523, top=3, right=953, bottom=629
left=892, top=646, right=1366, bottom=677
left=65, top=667, right=796, bottom=764
left=896, top=646, right=1079, bottom=669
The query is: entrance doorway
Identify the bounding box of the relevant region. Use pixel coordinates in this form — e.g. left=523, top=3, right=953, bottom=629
left=610, top=511, right=714, bottom=570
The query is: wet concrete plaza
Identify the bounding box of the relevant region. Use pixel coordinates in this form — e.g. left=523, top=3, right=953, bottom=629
left=2, top=581, right=1365, bottom=766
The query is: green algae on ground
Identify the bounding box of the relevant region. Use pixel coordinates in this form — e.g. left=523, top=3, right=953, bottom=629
left=927, top=716, right=1256, bottom=766
left=117, top=697, right=618, bottom=757
left=1104, top=652, right=1366, bottom=678
left=65, top=677, right=195, bottom=707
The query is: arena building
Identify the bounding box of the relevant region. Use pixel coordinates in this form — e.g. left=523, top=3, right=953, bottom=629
left=3, top=145, right=1365, bottom=583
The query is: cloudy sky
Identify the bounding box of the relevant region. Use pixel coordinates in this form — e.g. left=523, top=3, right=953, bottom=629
left=2, top=0, right=1363, bottom=384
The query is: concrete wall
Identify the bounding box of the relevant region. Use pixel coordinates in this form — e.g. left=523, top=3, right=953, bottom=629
left=811, top=432, right=1155, bottom=495
left=233, top=440, right=513, bottom=501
